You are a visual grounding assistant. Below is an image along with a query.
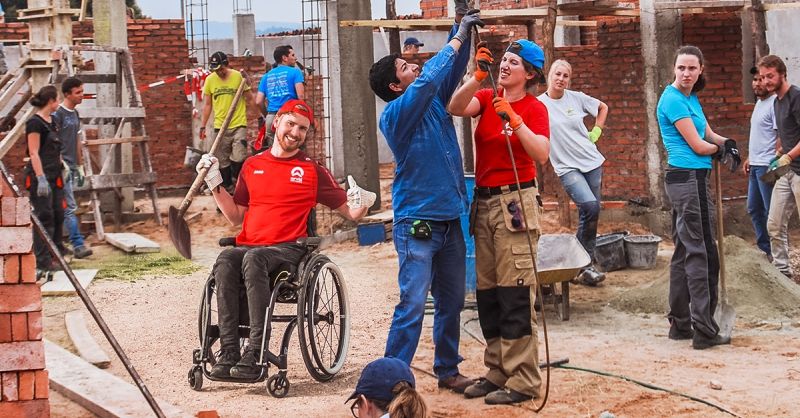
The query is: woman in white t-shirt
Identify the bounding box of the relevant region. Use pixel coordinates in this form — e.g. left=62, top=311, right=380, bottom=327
left=538, top=59, right=609, bottom=285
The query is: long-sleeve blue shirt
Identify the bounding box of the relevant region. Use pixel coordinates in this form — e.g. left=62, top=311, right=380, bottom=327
left=380, top=26, right=471, bottom=222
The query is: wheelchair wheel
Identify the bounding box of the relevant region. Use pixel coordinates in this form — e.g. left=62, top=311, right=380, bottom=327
left=188, top=366, right=203, bottom=391
left=198, top=276, right=219, bottom=367
left=266, top=373, right=290, bottom=398
left=297, top=256, right=351, bottom=382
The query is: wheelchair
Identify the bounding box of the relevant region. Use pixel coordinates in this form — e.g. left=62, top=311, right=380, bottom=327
left=188, top=235, right=351, bottom=397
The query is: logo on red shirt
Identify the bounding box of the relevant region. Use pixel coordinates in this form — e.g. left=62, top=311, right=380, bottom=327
left=290, top=166, right=305, bottom=183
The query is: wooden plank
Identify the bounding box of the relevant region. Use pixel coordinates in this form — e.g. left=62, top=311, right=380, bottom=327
left=54, top=73, right=117, bottom=84
left=0, top=107, right=35, bottom=159
left=69, top=44, right=129, bottom=54
left=64, top=311, right=111, bottom=368
left=762, top=2, right=800, bottom=10
left=655, top=0, right=744, bottom=9
left=85, top=136, right=148, bottom=146
left=41, top=269, right=99, bottom=296
left=104, top=232, right=161, bottom=253
left=362, top=210, right=394, bottom=223
left=0, top=70, right=31, bottom=113
left=341, top=16, right=597, bottom=29
left=77, top=107, right=146, bottom=119
left=45, top=340, right=191, bottom=418
left=86, top=172, right=157, bottom=190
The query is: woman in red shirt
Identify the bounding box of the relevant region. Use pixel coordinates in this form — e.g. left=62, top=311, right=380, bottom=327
left=448, top=39, right=550, bottom=405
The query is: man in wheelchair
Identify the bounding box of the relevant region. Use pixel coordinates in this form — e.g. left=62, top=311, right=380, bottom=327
left=195, top=99, right=374, bottom=380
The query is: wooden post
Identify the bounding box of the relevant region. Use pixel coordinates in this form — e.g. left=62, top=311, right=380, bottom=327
left=750, top=0, right=769, bottom=59
left=386, top=0, right=401, bottom=55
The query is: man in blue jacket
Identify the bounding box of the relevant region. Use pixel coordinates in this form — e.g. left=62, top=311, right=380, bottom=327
left=368, top=4, right=482, bottom=394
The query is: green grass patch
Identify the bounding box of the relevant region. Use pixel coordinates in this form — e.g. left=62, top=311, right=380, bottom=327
left=70, top=251, right=201, bottom=281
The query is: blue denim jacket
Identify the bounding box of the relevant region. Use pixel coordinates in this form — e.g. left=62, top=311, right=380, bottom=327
left=380, top=26, right=470, bottom=222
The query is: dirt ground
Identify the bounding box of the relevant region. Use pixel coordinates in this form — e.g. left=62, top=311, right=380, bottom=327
left=43, top=194, right=800, bottom=418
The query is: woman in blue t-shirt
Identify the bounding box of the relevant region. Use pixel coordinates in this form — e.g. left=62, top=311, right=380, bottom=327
left=656, top=45, right=740, bottom=350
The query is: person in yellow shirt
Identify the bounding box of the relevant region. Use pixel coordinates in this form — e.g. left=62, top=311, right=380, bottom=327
left=201, top=51, right=253, bottom=190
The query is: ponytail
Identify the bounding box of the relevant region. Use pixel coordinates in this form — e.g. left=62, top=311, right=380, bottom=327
left=30, top=85, right=58, bottom=108
left=387, top=381, right=427, bottom=418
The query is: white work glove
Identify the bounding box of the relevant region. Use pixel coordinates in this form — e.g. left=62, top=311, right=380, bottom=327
left=195, top=154, right=223, bottom=190
left=346, top=175, right=377, bottom=209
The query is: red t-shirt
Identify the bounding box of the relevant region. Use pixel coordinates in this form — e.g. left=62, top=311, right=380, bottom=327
left=473, top=89, right=550, bottom=187
left=233, top=151, right=347, bottom=246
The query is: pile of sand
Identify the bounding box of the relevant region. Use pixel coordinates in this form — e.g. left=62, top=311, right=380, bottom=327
left=611, top=235, right=800, bottom=320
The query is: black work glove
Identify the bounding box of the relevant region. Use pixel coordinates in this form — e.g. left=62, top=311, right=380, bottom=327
left=453, top=9, right=484, bottom=44
left=716, top=139, right=741, bottom=173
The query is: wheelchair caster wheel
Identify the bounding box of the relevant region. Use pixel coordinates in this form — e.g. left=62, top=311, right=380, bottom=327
left=267, top=373, right=289, bottom=398
left=188, top=367, right=203, bottom=391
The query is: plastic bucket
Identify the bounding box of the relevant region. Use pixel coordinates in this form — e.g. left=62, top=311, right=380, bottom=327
left=460, top=174, right=476, bottom=298
left=184, top=146, right=203, bottom=169
left=594, top=232, right=628, bottom=272
left=623, top=235, right=662, bottom=269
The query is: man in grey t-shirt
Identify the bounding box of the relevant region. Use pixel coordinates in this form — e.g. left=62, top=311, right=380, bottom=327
left=743, top=68, right=778, bottom=257
left=54, top=77, right=93, bottom=259
left=761, top=55, right=800, bottom=277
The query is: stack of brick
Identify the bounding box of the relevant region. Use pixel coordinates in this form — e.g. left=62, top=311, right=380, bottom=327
left=0, top=178, right=49, bottom=417
left=420, top=0, right=448, bottom=18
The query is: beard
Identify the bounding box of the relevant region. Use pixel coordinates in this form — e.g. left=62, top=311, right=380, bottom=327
left=276, top=133, right=303, bottom=152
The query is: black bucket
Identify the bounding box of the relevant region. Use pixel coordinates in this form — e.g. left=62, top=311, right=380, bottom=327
left=594, top=232, right=628, bottom=272
left=623, top=235, right=662, bottom=269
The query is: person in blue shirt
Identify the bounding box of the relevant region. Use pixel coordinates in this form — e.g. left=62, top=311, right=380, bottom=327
left=368, top=4, right=482, bottom=394
left=255, top=45, right=305, bottom=150
left=656, top=45, right=740, bottom=350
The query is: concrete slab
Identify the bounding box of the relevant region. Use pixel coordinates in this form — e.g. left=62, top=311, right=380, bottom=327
left=104, top=232, right=160, bottom=253
left=45, top=340, right=191, bottom=418
left=64, top=311, right=111, bottom=368
left=41, top=269, right=99, bottom=296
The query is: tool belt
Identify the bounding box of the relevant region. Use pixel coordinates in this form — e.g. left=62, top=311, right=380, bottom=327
left=474, top=179, right=536, bottom=199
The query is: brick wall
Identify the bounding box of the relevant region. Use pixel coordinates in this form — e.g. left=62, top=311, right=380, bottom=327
left=0, top=178, right=50, bottom=418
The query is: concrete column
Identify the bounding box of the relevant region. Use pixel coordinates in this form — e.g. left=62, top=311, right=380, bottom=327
left=93, top=0, right=133, bottom=214
left=335, top=0, right=381, bottom=209
left=640, top=0, right=681, bottom=234
left=327, top=1, right=345, bottom=178
left=233, top=13, right=256, bottom=56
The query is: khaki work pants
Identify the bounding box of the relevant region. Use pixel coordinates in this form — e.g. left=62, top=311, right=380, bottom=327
left=213, top=126, right=248, bottom=168
left=473, top=186, right=542, bottom=398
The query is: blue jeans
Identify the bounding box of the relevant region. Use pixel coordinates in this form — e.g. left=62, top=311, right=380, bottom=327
left=747, top=165, right=772, bottom=255
left=385, top=218, right=466, bottom=379
left=559, top=167, right=602, bottom=259
left=63, top=169, right=85, bottom=248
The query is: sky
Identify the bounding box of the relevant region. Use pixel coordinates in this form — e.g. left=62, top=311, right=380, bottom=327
left=137, top=0, right=422, bottom=22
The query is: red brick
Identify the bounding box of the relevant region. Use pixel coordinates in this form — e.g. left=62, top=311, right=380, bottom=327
left=2, top=371, right=18, bottom=401
left=0, top=314, right=11, bottom=342
left=33, top=370, right=48, bottom=399
left=0, top=341, right=45, bottom=372
left=2, top=254, right=20, bottom=284
left=20, top=254, right=36, bottom=284
left=16, top=198, right=30, bottom=226
left=18, top=370, right=35, bottom=401
left=0, top=284, right=42, bottom=313
left=27, top=311, right=42, bottom=341
left=0, top=399, right=50, bottom=417
left=0, top=227, right=33, bottom=255
left=10, top=313, right=27, bottom=341
left=1, top=196, right=15, bottom=226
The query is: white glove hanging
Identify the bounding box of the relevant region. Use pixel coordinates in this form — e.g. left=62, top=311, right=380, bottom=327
left=346, top=175, right=377, bottom=209
left=196, top=154, right=223, bottom=190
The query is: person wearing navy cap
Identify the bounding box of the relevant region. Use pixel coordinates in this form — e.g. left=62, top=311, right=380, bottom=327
left=346, top=357, right=426, bottom=418
left=402, top=37, right=424, bottom=54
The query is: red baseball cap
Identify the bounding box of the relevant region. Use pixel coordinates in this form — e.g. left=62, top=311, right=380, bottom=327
left=276, top=99, right=315, bottom=127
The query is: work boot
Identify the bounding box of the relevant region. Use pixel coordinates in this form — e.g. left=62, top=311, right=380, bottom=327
left=692, top=333, right=731, bottom=350
left=577, top=266, right=605, bottom=286
left=485, top=387, right=533, bottom=405
left=209, top=349, right=241, bottom=378
left=73, top=245, right=93, bottom=259
left=230, top=346, right=263, bottom=379
left=464, top=378, right=500, bottom=399
left=668, top=325, right=694, bottom=340
left=438, top=373, right=474, bottom=394
left=59, top=245, right=73, bottom=257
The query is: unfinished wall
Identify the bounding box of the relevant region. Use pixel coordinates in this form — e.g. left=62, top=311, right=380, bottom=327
left=0, top=179, right=49, bottom=418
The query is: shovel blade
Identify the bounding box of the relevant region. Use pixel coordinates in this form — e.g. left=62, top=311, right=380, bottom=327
left=759, top=164, right=789, bottom=184
left=168, top=206, right=192, bottom=259
left=714, top=302, right=735, bottom=340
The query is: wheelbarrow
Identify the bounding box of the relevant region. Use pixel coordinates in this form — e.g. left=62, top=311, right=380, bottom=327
left=536, top=234, right=592, bottom=321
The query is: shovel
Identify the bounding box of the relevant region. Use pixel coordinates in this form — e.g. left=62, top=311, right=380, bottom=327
left=713, top=161, right=735, bottom=339
left=169, top=76, right=248, bottom=259
left=759, top=163, right=789, bottom=185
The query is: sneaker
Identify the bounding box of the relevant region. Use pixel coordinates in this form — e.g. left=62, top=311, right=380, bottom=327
left=668, top=326, right=694, bottom=340
left=230, top=346, right=263, bottom=379
left=438, top=373, right=474, bottom=394
left=73, top=245, right=93, bottom=259
left=209, top=349, right=241, bottom=378
left=578, top=267, right=606, bottom=286
left=485, top=387, right=533, bottom=405
left=464, top=378, right=500, bottom=399
left=692, top=333, right=731, bottom=350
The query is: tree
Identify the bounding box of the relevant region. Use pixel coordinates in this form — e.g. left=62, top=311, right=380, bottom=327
left=0, top=0, right=145, bottom=22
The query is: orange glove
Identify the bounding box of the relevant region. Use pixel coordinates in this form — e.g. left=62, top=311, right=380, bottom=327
left=199, top=126, right=207, bottom=140
left=493, top=97, right=523, bottom=130
left=474, top=42, right=493, bottom=82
